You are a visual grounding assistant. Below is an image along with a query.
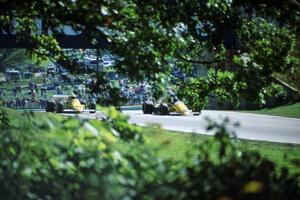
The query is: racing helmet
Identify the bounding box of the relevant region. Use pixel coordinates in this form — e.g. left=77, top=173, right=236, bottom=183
left=70, top=93, right=77, bottom=99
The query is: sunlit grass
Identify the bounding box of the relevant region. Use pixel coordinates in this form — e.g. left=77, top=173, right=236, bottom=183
left=242, top=102, right=300, bottom=118
left=137, top=126, right=300, bottom=175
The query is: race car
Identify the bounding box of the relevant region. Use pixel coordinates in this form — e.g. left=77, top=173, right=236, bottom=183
left=45, top=94, right=96, bottom=113
left=142, top=99, right=190, bottom=115
left=142, top=90, right=201, bottom=116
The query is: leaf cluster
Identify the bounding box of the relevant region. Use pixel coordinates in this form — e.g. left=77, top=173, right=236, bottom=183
left=0, top=108, right=299, bottom=199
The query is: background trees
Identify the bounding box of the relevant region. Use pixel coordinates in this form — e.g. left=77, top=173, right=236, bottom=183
left=0, top=49, right=30, bottom=72
left=0, top=0, right=299, bottom=108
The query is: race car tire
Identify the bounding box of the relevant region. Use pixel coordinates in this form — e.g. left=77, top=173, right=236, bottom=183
left=192, top=107, right=201, bottom=116
left=45, top=101, right=56, bottom=112
left=55, top=102, right=64, bottom=113
left=89, top=103, right=96, bottom=113
left=160, top=103, right=170, bottom=115
left=143, top=101, right=154, bottom=114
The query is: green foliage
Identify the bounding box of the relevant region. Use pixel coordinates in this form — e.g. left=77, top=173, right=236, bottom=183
left=1, top=1, right=298, bottom=107
left=1, top=2, right=300, bottom=198
left=134, top=126, right=300, bottom=175
left=152, top=119, right=300, bottom=200
left=0, top=109, right=123, bottom=199
left=258, top=83, right=287, bottom=106
left=100, top=106, right=143, bottom=142
left=0, top=49, right=31, bottom=72
left=89, top=71, right=126, bottom=107
left=237, top=18, right=298, bottom=75
left=177, top=69, right=246, bottom=110
left=0, top=108, right=299, bottom=199
left=232, top=18, right=299, bottom=103
left=1, top=1, right=299, bottom=198
left=0, top=108, right=10, bottom=126
left=244, top=102, right=300, bottom=119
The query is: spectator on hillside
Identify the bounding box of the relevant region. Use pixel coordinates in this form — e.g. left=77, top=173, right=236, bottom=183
left=25, top=98, right=29, bottom=108
left=35, top=83, right=38, bottom=94
left=3, top=89, right=7, bottom=98
left=29, top=80, right=34, bottom=90
left=41, top=85, right=47, bottom=98
left=15, top=98, right=21, bottom=109
left=40, top=99, right=46, bottom=109
left=16, top=84, right=23, bottom=96
left=12, top=86, right=17, bottom=97
left=12, top=99, right=16, bottom=108
left=56, top=85, right=62, bottom=94
left=21, top=98, right=26, bottom=108
left=31, top=90, right=36, bottom=102
left=29, top=90, right=37, bottom=108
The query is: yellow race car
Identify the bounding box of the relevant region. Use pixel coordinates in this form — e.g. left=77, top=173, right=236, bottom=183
left=142, top=98, right=190, bottom=116
left=46, top=94, right=96, bottom=113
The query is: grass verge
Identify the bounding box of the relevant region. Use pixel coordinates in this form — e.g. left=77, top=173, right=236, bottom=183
left=242, top=102, right=300, bottom=118
left=116, top=126, right=300, bottom=175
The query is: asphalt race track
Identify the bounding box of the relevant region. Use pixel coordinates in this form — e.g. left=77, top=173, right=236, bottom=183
left=122, top=110, right=300, bottom=144
left=60, top=109, right=300, bottom=144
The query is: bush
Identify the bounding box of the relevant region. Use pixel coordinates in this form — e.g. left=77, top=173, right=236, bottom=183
left=0, top=108, right=299, bottom=200
left=0, top=109, right=126, bottom=199
left=155, top=119, right=300, bottom=200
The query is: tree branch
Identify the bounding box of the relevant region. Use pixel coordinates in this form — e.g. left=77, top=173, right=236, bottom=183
left=176, top=54, right=221, bottom=65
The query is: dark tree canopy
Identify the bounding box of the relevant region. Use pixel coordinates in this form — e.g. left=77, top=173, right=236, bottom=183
left=0, top=0, right=299, bottom=107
